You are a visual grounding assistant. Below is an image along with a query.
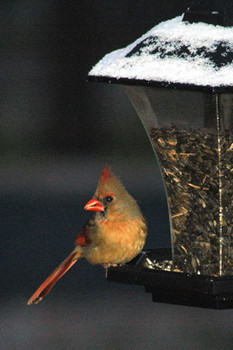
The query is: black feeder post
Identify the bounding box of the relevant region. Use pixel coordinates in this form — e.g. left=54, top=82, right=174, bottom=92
left=88, top=0, right=233, bottom=309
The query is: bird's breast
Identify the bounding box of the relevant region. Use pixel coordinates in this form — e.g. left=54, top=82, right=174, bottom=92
left=84, top=218, right=147, bottom=265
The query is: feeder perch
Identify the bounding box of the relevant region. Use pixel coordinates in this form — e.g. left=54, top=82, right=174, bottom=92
left=88, top=0, right=233, bottom=308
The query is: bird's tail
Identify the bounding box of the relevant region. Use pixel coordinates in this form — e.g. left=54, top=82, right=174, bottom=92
left=28, top=247, right=83, bottom=305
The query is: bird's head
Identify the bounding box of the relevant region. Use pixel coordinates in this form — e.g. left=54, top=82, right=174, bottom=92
left=84, top=165, right=143, bottom=221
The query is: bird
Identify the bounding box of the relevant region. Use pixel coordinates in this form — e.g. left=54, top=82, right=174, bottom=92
left=28, top=165, right=147, bottom=305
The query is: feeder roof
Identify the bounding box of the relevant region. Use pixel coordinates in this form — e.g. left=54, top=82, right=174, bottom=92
left=88, top=15, right=233, bottom=91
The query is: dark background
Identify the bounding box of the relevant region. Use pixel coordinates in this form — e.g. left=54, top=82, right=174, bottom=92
left=1, top=1, right=232, bottom=349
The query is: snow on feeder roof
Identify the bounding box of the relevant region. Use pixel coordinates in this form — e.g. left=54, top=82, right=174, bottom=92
left=89, top=15, right=233, bottom=91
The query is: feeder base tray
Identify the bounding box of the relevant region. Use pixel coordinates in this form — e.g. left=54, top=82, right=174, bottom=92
left=107, top=249, right=233, bottom=309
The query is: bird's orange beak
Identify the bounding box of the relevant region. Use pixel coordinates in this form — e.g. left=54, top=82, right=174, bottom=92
left=84, top=199, right=105, bottom=212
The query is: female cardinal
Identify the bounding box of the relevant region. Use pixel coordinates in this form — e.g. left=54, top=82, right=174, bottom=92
left=28, top=165, right=147, bottom=305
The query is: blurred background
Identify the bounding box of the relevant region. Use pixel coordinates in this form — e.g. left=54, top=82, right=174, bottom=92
left=1, top=1, right=233, bottom=349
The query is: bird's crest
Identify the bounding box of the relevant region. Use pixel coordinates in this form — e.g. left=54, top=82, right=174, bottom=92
left=95, top=165, right=120, bottom=198
left=99, top=164, right=116, bottom=183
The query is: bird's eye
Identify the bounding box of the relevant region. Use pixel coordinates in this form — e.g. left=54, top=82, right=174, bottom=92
left=105, top=196, right=113, bottom=202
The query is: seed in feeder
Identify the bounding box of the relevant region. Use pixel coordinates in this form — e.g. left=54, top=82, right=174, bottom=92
left=150, top=126, right=233, bottom=276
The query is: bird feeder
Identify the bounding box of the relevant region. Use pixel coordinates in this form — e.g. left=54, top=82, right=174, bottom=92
left=88, top=0, right=233, bottom=309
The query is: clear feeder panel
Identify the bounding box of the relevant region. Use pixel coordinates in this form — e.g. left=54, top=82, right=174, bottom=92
left=126, top=86, right=233, bottom=276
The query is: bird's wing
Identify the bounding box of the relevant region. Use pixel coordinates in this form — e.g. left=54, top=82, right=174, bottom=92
left=76, top=219, right=94, bottom=246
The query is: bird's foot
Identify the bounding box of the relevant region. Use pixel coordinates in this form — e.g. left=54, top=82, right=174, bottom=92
left=102, top=263, right=118, bottom=269
left=103, top=263, right=120, bottom=278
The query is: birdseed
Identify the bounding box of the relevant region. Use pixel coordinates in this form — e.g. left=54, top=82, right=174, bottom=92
left=150, top=126, right=233, bottom=276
